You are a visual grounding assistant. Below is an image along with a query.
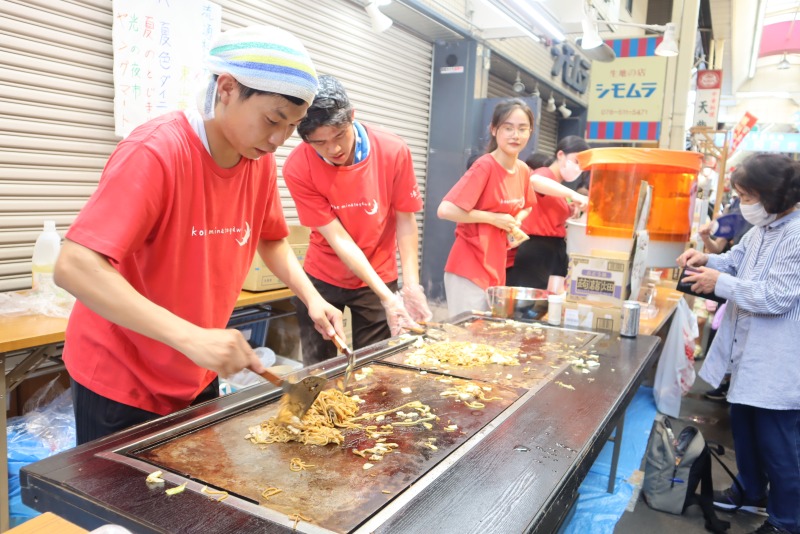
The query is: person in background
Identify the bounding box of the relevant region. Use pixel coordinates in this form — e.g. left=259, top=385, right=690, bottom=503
left=506, top=136, right=590, bottom=290
left=437, top=99, right=538, bottom=316
left=678, top=153, right=800, bottom=534
left=283, top=75, right=429, bottom=366
left=698, top=194, right=753, bottom=401
left=54, top=26, right=343, bottom=445
left=525, top=151, right=555, bottom=171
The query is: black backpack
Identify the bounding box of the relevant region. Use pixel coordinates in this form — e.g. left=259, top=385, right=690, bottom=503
left=642, top=416, right=740, bottom=534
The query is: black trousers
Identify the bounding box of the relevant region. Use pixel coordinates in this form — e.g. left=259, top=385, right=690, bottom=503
left=293, top=274, right=396, bottom=366
left=506, top=235, right=568, bottom=289
left=71, top=377, right=219, bottom=445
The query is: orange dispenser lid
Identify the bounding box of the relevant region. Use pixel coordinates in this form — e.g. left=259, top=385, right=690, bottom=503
left=577, top=148, right=703, bottom=172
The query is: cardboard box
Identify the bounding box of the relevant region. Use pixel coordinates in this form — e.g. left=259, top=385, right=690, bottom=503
left=563, top=300, right=622, bottom=332
left=242, top=226, right=310, bottom=292
left=567, top=250, right=632, bottom=306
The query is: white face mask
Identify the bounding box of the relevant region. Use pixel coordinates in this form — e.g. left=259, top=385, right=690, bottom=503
left=740, top=201, right=777, bottom=227
left=560, top=158, right=582, bottom=183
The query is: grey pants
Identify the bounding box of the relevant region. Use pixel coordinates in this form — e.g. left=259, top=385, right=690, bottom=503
left=444, top=272, right=488, bottom=318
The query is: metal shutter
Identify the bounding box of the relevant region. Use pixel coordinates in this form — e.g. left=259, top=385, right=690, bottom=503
left=487, top=74, right=557, bottom=155
left=0, top=0, right=432, bottom=291
left=537, top=106, right=558, bottom=156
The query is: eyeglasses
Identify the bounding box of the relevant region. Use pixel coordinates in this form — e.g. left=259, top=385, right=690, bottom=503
left=498, top=124, right=532, bottom=136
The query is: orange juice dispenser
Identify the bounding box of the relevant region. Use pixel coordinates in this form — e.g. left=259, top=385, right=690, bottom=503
left=575, top=148, right=703, bottom=266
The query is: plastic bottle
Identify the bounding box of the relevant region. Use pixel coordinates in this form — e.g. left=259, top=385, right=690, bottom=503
left=547, top=294, right=564, bottom=326
left=31, top=220, right=61, bottom=292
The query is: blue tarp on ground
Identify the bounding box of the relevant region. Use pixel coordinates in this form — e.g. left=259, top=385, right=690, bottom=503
left=6, top=386, right=75, bottom=528
left=562, top=385, right=657, bottom=534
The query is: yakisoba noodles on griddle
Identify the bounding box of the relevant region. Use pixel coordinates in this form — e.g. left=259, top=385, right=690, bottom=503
left=246, top=389, right=361, bottom=446
left=404, top=340, right=520, bottom=368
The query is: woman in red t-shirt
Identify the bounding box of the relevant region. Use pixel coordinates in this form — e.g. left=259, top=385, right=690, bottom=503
left=506, top=136, right=590, bottom=290
left=437, top=99, right=538, bottom=317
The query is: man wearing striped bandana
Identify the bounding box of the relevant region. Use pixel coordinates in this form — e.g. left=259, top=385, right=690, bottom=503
left=55, top=26, right=344, bottom=444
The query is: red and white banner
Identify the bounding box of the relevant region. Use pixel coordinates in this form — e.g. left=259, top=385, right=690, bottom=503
left=692, top=70, right=722, bottom=128
left=729, top=112, right=758, bottom=155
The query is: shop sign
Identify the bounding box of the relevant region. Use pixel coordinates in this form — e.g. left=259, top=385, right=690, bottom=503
left=693, top=70, right=722, bottom=128
left=551, top=43, right=590, bottom=94
left=585, top=36, right=667, bottom=141
left=112, top=0, right=222, bottom=137
left=738, top=131, right=800, bottom=153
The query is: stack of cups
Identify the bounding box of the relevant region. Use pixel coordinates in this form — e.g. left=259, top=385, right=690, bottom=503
left=547, top=275, right=566, bottom=326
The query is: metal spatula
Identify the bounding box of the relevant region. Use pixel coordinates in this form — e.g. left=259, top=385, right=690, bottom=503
left=407, top=321, right=470, bottom=340
left=332, top=334, right=355, bottom=391
left=254, top=367, right=327, bottom=421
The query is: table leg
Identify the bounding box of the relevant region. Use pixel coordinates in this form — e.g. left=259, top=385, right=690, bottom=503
left=607, top=414, right=626, bottom=494
left=1, top=353, right=10, bottom=532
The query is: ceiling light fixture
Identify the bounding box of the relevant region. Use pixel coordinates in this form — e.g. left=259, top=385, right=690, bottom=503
left=365, top=1, right=393, bottom=33
left=545, top=94, right=557, bottom=113
left=503, top=0, right=565, bottom=42
left=558, top=100, right=572, bottom=118
left=513, top=71, right=525, bottom=93
left=531, top=82, right=540, bottom=98
left=579, top=7, right=680, bottom=62
left=778, top=52, right=791, bottom=70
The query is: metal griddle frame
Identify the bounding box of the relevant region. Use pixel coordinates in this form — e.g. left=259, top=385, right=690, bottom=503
left=92, top=316, right=603, bottom=534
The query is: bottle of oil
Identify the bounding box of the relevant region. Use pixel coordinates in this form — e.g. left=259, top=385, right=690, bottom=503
left=31, top=220, right=61, bottom=292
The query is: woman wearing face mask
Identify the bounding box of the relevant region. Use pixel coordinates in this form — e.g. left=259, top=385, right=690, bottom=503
left=678, top=153, right=800, bottom=534
left=506, top=135, right=590, bottom=290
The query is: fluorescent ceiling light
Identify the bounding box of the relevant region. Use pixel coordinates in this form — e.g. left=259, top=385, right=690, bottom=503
left=506, top=0, right=565, bottom=41
left=748, top=0, right=767, bottom=78
left=480, top=0, right=542, bottom=42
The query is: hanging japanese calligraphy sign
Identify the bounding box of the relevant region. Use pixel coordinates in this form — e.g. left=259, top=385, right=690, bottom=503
left=585, top=37, right=668, bottom=142
left=112, top=0, right=221, bottom=138
left=692, top=70, right=722, bottom=128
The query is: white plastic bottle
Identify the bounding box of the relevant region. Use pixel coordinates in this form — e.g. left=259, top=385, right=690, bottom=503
left=31, top=220, right=61, bottom=292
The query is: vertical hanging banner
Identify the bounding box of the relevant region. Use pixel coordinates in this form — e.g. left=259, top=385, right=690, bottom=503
left=692, top=70, right=722, bottom=128
left=112, top=0, right=221, bottom=138
left=585, top=37, right=668, bottom=142
left=729, top=112, right=758, bottom=155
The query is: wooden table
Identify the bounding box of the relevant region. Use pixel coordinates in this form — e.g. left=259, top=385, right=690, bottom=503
left=639, top=288, right=684, bottom=337
left=0, top=288, right=293, bottom=533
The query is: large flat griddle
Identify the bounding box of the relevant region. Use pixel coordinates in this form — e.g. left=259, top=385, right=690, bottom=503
left=384, top=318, right=601, bottom=390
left=131, top=362, right=521, bottom=533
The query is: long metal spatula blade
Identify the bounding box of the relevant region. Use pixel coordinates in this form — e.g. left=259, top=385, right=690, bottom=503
left=281, top=374, right=327, bottom=420
left=256, top=368, right=327, bottom=421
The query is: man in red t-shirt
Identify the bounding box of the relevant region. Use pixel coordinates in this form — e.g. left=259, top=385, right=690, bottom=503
left=284, top=75, right=430, bottom=365
left=54, top=26, right=343, bottom=444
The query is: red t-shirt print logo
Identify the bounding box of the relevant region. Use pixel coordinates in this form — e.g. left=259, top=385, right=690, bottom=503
left=364, top=199, right=379, bottom=215
left=235, top=221, right=251, bottom=246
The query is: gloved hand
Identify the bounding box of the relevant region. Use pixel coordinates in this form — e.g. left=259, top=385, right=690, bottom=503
left=400, top=284, right=433, bottom=323
left=382, top=294, right=421, bottom=337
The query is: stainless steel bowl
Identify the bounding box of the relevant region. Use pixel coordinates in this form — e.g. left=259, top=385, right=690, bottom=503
left=485, top=286, right=550, bottom=320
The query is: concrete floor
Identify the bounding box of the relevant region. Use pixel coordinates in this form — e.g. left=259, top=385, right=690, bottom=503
left=614, top=362, right=764, bottom=534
